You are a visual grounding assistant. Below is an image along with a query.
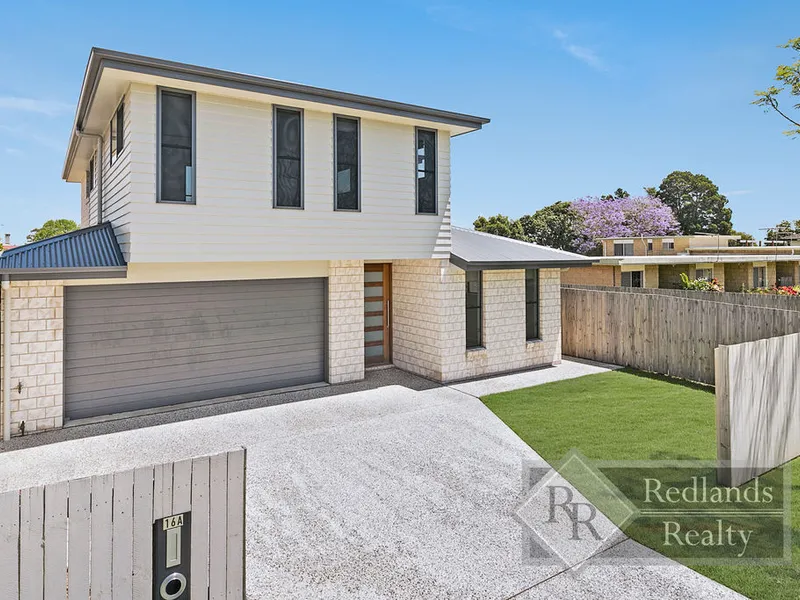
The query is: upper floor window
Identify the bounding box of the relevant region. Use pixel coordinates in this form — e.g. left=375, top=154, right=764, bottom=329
left=662, top=239, right=675, bottom=251
left=274, top=107, right=303, bottom=208
left=334, top=116, right=359, bottom=211
left=87, top=154, right=95, bottom=194
left=621, top=271, right=643, bottom=288
left=647, top=239, right=653, bottom=252
left=613, top=241, right=634, bottom=256
left=158, top=89, right=195, bottom=203
left=416, top=128, right=437, bottom=214
left=465, top=270, right=483, bottom=348
left=110, top=99, right=124, bottom=166
left=525, top=269, right=540, bottom=341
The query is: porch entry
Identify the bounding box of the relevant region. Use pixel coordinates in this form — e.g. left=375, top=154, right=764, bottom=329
left=364, top=264, right=392, bottom=365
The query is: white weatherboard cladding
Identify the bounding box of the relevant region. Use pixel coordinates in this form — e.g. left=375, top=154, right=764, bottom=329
left=83, top=89, right=133, bottom=257
left=118, top=84, right=451, bottom=263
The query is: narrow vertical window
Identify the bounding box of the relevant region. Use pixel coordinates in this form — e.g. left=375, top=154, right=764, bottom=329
left=416, top=128, right=437, bottom=214
left=158, top=89, right=194, bottom=203
left=525, top=269, right=540, bottom=340
left=465, top=270, right=482, bottom=348
left=87, top=155, right=95, bottom=193
left=334, top=116, right=359, bottom=210
left=110, top=99, right=124, bottom=165
left=274, top=107, right=303, bottom=208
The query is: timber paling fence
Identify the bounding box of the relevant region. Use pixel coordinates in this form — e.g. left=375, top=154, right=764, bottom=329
left=561, top=285, right=800, bottom=384
left=562, top=284, right=800, bottom=311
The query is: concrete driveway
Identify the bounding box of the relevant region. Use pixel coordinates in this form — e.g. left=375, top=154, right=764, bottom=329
left=0, top=362, right=743, bottom=599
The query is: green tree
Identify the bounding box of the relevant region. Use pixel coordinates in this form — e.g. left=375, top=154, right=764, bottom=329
left=753, top=37, right=800, bottom=137
left=728, top=229, right=755, bottom=246
left=645, top=171, right=733, bottom=235
left=472, top=214, right=527, bottom=241
left=600, top=188, right=630, bottom=201
left=765, top=219, right=800, bottom=242
left=27, top=219, right=78, bottom=243
left=517, top=201, right=580, bottom=252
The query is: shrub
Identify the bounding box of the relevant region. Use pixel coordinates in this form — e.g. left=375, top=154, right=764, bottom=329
left=742, top=285, right=800, bottom=296
left=680, top=272, right=722, bottom=292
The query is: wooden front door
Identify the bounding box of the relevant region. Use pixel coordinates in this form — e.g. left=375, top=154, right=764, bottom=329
left=364, top=264, right=392, bottom=365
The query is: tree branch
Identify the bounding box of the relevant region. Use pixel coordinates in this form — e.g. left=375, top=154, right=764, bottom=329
left=767, top=96, right=800, bottom=128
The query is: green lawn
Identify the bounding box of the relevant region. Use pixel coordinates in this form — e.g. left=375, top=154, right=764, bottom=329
left=482, top=368, right=800, bottom=600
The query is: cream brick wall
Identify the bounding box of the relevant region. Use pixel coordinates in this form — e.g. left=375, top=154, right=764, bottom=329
left=712, top=264, right=726, bottom=290
left=560, top=265, right=616, bottom=286
left=392, top=259, right=450, bottom=380
left=1, top=281, right=64, bottom=436
left=766, top=263, right=777, bottom=288
left=392, top=260, right=561, bottom=382
left=328, top=260, right=364, bottom=384
left=644, top=265, right=660, bottom=289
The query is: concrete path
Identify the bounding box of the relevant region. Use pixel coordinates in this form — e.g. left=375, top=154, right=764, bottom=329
left=448, top=357, right=619, bottom=397
left=0, top=361, right=742, bottom=599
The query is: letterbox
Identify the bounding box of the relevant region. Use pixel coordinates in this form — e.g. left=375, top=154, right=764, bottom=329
left=153, top=512, right=191, bottom=599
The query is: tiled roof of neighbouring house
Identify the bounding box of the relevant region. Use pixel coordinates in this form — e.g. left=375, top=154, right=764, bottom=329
left=0, top=222, right=126, bottom=277
left=450, top=227, right=596, bottom=270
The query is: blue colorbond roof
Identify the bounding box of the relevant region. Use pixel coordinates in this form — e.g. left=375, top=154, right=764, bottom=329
left=0, top=223, right=126, bottom=279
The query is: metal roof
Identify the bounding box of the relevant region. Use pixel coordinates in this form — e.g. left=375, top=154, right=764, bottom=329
left=64, top=48, right=491, bottom=179
left=450, top=227, right=596, bottom=271
left=0, top=223, right=127, bottom=280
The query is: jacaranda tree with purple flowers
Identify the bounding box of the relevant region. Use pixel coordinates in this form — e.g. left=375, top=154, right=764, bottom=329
left=572, top=196, right=680, bottom=254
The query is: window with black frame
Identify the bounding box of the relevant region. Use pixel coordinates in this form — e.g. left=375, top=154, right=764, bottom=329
left=274, top=107, right=303, bottom=208
left=335, top=116, right=359, bottom=210
left=110, top=99, right=124, bottom=165
left=525, top=269, right=540, bottom=340
left=416, top=128, right=437, bottom=214
left=87, top=154, right=95, bottom=194
left=466, top=270, right=483, bottom=348
left=158, top=89, right=194, bottom=203
left=621, top=271, right=643, bottom=288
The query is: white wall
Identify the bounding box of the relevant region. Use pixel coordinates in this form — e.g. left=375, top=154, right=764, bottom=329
left=114, top=84, right=452, bottom=264
left=81, top=87, right=133, bottom=257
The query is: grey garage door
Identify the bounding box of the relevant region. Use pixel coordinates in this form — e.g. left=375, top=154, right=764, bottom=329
left=64, top=278, right=326, bottom=420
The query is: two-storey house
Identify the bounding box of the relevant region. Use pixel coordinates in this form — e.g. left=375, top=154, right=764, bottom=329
left=561, top=234, right=800, bottom=290
left=0, top=49, right=592, bottom=437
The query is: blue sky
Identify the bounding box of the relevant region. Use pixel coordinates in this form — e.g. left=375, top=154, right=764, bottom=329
left=0, top=0, right=797, bottom=244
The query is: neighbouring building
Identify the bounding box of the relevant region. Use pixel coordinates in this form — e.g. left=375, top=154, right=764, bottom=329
left=561, top=234, right=800, bottom=290
left=0, top=48, right=593, bottom=437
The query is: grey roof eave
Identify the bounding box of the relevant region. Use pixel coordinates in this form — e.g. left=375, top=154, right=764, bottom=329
left=450, top=255, right=597, bottom=271
left=0, top=266, right=128, bottom=281
left=63, top=48, right=491, bottom=179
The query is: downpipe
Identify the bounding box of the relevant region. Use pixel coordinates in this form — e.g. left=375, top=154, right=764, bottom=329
left=2, top=276, right=10, bottom=441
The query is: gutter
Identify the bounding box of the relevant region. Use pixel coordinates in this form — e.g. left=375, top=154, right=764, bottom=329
left=2, top=276, right=10, bottom=441
left=76, top=130, right=103, bottom=222
left=449, top=255, right=597, bottom=272
left=0, top=266, right=127, bottom=281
